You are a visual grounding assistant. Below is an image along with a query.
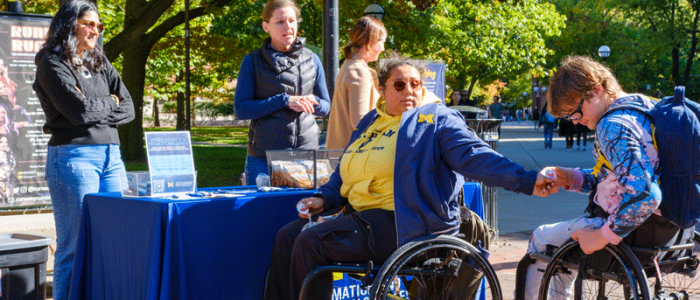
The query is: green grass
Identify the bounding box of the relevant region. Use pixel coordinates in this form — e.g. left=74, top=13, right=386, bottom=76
left=126, top=126, right=249, bottom=187
left=145, top=126, right=249, bottom=145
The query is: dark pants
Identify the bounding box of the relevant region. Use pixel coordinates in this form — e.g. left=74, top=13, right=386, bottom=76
left=562, top=120, right=575, bottom=148
left=575, top=124, right=589, bottom=147
left=264, top=208, right=397, bottom=300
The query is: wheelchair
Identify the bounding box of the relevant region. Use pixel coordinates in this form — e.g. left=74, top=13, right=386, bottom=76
left=527, top=230, right=700, bottom=300
left=298, top=234, right=502, bottom=300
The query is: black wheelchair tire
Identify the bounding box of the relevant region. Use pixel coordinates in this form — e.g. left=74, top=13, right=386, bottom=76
left=368, top=234, right=502, bottom=300
left=538, top=239, right=650, bottom=300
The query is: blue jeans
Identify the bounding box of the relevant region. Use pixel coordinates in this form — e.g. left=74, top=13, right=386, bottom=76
left=46, top=144, right=125, bottom=300
left=244, top=155, right=269, bottom=186
left=543, top=123, right=554, bottom=148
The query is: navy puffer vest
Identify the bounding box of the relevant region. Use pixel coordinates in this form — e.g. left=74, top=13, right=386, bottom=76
left=247, top=37, right=319, bottom=158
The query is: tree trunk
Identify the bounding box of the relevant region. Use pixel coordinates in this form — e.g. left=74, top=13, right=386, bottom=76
left=466, top=77, right=478, bottom=104
left=118, top=44, right=149, bottom=162
left=672, top=46, right=680, bottom=85
left=176, top=69, right=186, bottom=130
left=191, top=103, right=196, bottom=128
left=153, top=98, right=160, bottom=127
left=176, top=91, right=186, bottom=130
left=683, top=7, right=700, bottom=86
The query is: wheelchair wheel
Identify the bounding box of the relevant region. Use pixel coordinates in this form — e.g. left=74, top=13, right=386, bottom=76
left=368, top=235, right=501, bottom=300
left=539, top=240, right=650, bottom=300
left=644, top=230, right=700, bottom=300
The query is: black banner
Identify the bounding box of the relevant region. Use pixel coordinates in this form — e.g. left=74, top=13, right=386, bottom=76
left=0, top=12, right=52, bottom=208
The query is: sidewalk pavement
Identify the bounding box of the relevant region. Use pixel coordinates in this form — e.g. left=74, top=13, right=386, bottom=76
left=486, top=120, right=594, bottom=298
left=0, top=120, right=595, bottom=299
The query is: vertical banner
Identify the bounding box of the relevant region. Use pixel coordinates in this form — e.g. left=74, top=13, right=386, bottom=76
left=0, top=13, right=53, bottom=208
left=420, top=60, right=446, bottom=103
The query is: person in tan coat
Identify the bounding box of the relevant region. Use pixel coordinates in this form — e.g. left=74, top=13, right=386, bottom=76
left=326, top=17, right=386, bottom=149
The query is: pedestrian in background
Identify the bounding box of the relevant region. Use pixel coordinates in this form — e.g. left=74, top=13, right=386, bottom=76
left=449, top=90, right=461, bottom=106
left=524, top=107, right=530, bottom=121
left=541, top=108, right=556, bottom=149
left=460, top=89, right=474, bottom=106
left=532, top=106, right=540, bottom=131
left=33, top=1, right=135, bottom=298
left=575, top=123, right=590, bottom=151
left=461, top=89, right=477, bottom=118
left=477, top=104, right=489, bottom=119
left=560, top=118, right=575, bottom=148
left=326, top=16, right=386, bottom=150
left=234, top=0, right=331, bottom=185
left=489, top=95, right=505, bottom=136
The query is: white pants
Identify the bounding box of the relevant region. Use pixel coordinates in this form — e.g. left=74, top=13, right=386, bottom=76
left=522, top=216, right=605, bottom=300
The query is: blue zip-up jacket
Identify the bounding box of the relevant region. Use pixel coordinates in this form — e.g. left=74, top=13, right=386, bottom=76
left=317, top=102, right=538, bottom=246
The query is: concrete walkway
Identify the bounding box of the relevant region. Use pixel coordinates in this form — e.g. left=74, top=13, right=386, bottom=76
left=485, top=120, right=594, bottom=298
left=0, top=120, right=595, bottom=299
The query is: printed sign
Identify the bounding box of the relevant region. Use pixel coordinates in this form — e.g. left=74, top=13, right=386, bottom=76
left=420, top=60, right=446, bottom=103
left=332, top=273, right=408, bottom=300
left=145, top=131, right=196, bottom=196
left=0, top=13, right=53, bottom=208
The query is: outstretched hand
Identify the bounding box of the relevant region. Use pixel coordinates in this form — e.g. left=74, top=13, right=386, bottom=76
left=533, top=172, right=557, bottom=197
left=534, top=166, right=575, bottom=196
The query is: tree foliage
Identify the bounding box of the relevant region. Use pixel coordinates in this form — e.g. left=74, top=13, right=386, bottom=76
left=211, top=0, right=565, bottom=106
left=547, top=0, right=700, bottom=99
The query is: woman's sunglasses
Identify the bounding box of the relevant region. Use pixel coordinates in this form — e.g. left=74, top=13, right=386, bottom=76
left=389, top=79, right=422, bottom=92
left=77, top=19, right=105, bottom=34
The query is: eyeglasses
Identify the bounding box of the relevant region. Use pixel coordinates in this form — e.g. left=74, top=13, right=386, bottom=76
left=388, top=79, right=422, bottom=92
left=77, top=19, right=105, bottom=34
left=562, top=98, right=585, bottom=121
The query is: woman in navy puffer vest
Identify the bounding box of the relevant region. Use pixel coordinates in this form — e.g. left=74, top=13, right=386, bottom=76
left=234, top=0, right=330, bottom=185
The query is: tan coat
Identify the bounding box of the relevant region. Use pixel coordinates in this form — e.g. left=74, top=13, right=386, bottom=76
left=326, top=58, right=380, bottom=149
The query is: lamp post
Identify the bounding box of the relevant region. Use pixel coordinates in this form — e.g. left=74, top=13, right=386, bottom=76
left=598, top=45, right=610, bottom=62
left=533, top=86, right=539, bottom=114
left=541, top=87, right=547, bottom=111
left=364, top=4, right=385, bottom=20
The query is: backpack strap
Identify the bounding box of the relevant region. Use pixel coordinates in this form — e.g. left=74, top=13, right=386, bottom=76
left=591, top=144, right=612, bottom=177
left=593, top=103, right=649, bottom=176
left=592, top=97, right=661, bottom=177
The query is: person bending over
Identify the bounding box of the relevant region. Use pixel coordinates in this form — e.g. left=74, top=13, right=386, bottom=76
left=515, top=55, right=694, bottom=299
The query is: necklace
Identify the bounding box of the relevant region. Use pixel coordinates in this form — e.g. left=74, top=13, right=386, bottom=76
left=80, top=66, right=91, bottom=79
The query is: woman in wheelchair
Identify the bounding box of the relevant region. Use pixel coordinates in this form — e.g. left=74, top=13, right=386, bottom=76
left=263, top=53, right=556, bottom=300
left=516, top=56, right=698, bottom=300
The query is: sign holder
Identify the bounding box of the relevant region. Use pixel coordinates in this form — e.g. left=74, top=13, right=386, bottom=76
left=143, top=131, right=196, bottom=197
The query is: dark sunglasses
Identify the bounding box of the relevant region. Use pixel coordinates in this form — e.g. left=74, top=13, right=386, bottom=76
left=77, top=19, right=105, bottom=34
left=562, top=98, right=585, bottom=121
left=388, top=79, right=422, bottom=92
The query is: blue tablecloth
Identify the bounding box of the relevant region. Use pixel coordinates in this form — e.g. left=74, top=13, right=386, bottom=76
left=69, top=183, right=483, bottom=300
left=69, top=186, right=315, bottom=300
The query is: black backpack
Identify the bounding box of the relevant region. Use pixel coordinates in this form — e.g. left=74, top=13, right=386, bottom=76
left=598, top=87, right=700, bottom=229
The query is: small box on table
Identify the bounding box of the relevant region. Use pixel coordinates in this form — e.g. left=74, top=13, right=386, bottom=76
left=120, top=171, right=152, bottom=197
left=266, top=149, right=344, bottom=189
